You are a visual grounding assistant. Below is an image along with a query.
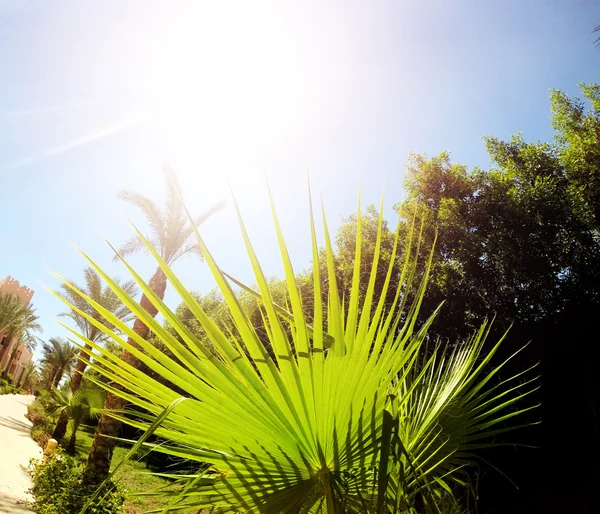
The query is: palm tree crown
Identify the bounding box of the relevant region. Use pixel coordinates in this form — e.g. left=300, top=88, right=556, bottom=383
left=41, top=337, right=77, bottom=389
left=116, top=166, right=224, bottom=265
left=58, top=267, right=138, bottom=344
left=0, top=294, right=41, bottom=337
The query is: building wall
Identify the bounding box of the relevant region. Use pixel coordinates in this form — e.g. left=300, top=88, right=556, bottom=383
left=0, top=276, right=34, bottom=305
left=0, top=276, right=35, bottom=385
left=9, top=344, right=34, bottom=386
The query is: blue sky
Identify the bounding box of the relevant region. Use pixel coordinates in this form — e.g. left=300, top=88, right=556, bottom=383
left=0, top=0, right=598, bottom=359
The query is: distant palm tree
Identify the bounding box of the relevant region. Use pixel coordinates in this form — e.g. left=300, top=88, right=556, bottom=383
left=20, top=361, right=38, bottom=390
left=41, top=338, right=77, bottom=390
left=52, top=267, right=138, bottom=441
left=6, top=330, right=38, bottom=357
left=0, top=294, right=41, bottom=374
left=83, top=166, right=223, bottom=485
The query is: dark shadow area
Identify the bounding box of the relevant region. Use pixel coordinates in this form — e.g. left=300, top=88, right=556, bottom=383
left=473, top=307, right=600, bottom=514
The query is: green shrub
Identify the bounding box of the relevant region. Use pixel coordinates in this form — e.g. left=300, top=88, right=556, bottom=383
left=0, top=383, right=24, bottom=394
left=0, top=379, right=17, bottom=395
left=29, top=450, right=125, bottom=514
left=27, top=399, right=55, bottom=448
left=31, top=426, right=52, bottom=448
left=27, top=400, right=49, bottom=426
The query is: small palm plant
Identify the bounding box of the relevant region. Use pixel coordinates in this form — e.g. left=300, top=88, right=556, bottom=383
left=56, top=190, right=538, bottom=513
left=45, top=385, right=106, bottom=453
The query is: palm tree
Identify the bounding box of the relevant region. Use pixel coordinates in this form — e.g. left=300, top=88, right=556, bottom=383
left=20, top=361, right=38, bottom=390
left=52, top=267, right=138, bottom=442
left=0, top=293, right=29, bottom=333
left=83, top=166, right=223, bottom=485
left=58, top=267, right=138, bottom=391
left=40, top=338, right=77, bottom=390
left=0, top=294, right=41, bottom=374
left=46, top=386, right=105, bottom=453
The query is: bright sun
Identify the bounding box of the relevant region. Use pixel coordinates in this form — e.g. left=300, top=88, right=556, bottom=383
left=140, top=4, right=302, bottom=190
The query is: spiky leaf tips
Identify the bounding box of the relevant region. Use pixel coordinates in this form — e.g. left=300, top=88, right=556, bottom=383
left=56, top=188, right=537, bottom=513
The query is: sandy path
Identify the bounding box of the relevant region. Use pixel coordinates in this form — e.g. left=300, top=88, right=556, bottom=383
left=0, top=394, right=42, bottom=513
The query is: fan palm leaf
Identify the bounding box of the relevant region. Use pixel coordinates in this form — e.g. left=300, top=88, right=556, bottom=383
left=46, top=385, right=106, bottom=452
left=57, top=189, right=537, bottom=513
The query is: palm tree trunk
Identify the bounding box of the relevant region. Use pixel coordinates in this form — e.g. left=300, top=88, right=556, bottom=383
left=66, top=420, right=81, bottom=454
left=45, top=368, right=56, bottom=390
left=70, top=345, right=91, bottom=392
left=53, top=409, right=69, bottom=442
left=83, top=266, right=167, bottom=486
left=53, top=369, right=63, bottom=388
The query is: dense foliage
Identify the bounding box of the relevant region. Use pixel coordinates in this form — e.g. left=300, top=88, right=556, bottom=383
left=29, top=450, right=124, bottom=514
left=0, top=293, right=41, bottom=380
left=56, top=266, right=138, bottom=392
left=28, top=393, right=58, bottom=448
left=0, top=293, right=40, bottom=341
left=0, top=377, right=25, bottom=394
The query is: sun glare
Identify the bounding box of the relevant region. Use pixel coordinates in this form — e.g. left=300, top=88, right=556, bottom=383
left=141, top=5, right=302, bottom=191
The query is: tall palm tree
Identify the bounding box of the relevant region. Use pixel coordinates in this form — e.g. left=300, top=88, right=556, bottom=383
left=40, top=338, right=77, bottom=390
left=83, top=166, right=223, bottom=485
left=0, top=295, right=41, bottom=374
left=52, top=267, right=137, bottom=441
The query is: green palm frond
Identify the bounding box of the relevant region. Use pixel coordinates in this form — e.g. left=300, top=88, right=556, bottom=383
left=114, top=235, right=148, bottom=260
left=71, top=385, right=107, bottom=421
left=40, top=337, right=77, bottom=389
left=0, top=294, right=41, bottom=337
left=57, top=267, right=138, bottom=343
left=57, top=189, right=537, bottom=513
left=117, top=190, right=166, bottom=246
